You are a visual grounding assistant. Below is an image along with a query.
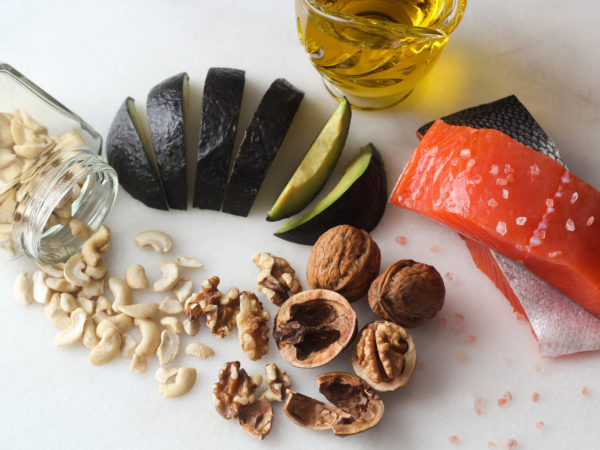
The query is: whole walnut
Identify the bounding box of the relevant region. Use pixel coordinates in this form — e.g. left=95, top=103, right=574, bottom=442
left=306, top=225, right=381, bottom=302
left=368, top=260, right=444, bottom=328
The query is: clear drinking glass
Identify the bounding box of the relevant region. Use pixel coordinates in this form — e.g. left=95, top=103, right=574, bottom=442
left=0, top=63, right=118, bottom=263
left=295, top=0, right=467, bottom=110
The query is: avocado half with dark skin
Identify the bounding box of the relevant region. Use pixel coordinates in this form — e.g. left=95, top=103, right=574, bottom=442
left=193, top=68, right=245, bottom=210
left=146, top=73, right=189, bottom=210
left=221, top=78, right=304, bottom=217
left=274, top=144, right=387, bottom=245
left=267, top=97, right=351, bottom=222
left=106, top=98, right=168, bottom=210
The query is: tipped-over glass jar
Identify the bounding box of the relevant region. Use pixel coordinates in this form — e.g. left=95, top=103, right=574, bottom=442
left=0, top=63, right=117, bottom=264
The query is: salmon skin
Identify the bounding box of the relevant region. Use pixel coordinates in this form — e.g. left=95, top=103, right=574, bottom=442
left=392, top=120, right=600, bottom=333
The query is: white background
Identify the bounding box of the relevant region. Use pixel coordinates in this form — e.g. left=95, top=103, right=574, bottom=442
left=1, top=1, right=600, bottom=449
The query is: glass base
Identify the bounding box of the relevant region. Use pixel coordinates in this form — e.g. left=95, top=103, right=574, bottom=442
left=321, top=78, right=413, bottom=111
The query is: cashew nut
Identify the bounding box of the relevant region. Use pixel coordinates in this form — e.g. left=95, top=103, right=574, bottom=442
left=183, top=318, right=200, bottom=336
left=82, top=317, right=100, bottom=349
left=45, top=277, right=79, bottom=293
left=109, top=277, right=132, bottom=313
left=78, top=278, right=105, bottom=298
left=84, top=258, right=107, bottom=280
left=134, top=230, right=173, bottom=254
left=69, top=218, right=91, bottom=239
left=155, top=367, right=178, bottom=384
left=82, top=225, right=110, bottom=266
left=95, top=318, right=120, bottom=338
left=32, top=270, right=51, bottom=304
left=13, top=270, right=33, bottom=306
left=172, top=277, right=192, bottom=302
left=130, top=353, right=147, bottom=373
left=159, top=297, right=184, bottom=315
left=175, top=256, right=203, bottom=269
left=160, top=316, right=184, bottom=334
left=119, top=302, right=159, bottom=319
left=159, top=367, right=196, bottom=398
left=185, top=342, right=215, bottom=360
left=134, top=318, right=161, bottom=357
left=153, top=260, right=179, bottom=292
left=45, top=293, right=70, bottom=329
left=35, top=261, right=65, bottom=278
left=77, top=296, right=96, bottom=315
left=125, top=264, right=149, bottom=290
left=108, top=313, right=134, bottom=333
left=59, top=293, right=78, bottom=313
left=92, top=311, right=111, bottom=325
left=64, top=253, right=90, bottom=287
left=121, top=333, right=137, bottom=358
left=89, top=327, right=121, bottom=366
left=53, top=307, right=87, bottom=346
left=157, top=330, right=180, bottom=365
left=95, top=296, right=113, bottom=314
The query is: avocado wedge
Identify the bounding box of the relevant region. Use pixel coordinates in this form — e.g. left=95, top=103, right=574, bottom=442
left=106, top=98, right=168, bottom=210
left=193, top=68, right=245, bottom=210
left=147, top=73, right=189, bottom=210
left=267, top=97, right=351, bottom=221
left=221, top=78, right=304, bottom=217
left=274, top=144, right=387, bottom=245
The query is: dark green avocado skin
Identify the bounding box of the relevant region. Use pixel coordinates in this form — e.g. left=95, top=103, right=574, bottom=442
left=147, top=73, right=188, bottom=210
left=106, top=98, right=168, bottom=211
left=275, top=145, right=388, bottom=245
left=193, top=68, right=245, bottom=210
left=221, top=78, right=304, bottom=217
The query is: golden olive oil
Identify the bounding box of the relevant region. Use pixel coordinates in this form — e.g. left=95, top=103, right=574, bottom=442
left=296, top=0, right=463, bottom=109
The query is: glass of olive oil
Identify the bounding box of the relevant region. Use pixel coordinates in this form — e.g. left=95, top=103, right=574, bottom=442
left=295, top=0, right=467, bottom=110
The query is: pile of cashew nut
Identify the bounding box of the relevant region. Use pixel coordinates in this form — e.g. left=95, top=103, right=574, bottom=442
left=13, top=227, right=209, bottom=399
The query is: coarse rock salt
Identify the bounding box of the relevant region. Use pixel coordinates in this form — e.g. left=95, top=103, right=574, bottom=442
left=490, top=164, right=499, bottom=176
left=448, top=435, right=459, bottom=445
left=536, top=421, right=545, bottom=430
left=566, top=218, right=575, bottom=231
left=456, top=352, right=467, bottom=362
left=571, top=192, right=579, bottom=204
left=460, top=149, right=471, bottom=158
left=439, top=317, right=447, bottom=326
left=516, top=313, right=527, bottom=321
left=532, top=392, right=540, bottom=402
left=546, top=198, right=554, bottom=208
left=487, top=442, right=497, bottom=448
left=497, top=398, right=508, bottom=407
left=474, top=396, right=484, bottom=408
left=516, top=217, right=527, bottom=226
left=395, top=235, right=408, bottom=246
left=488, top=198, right=498, bottom=208
left=445, top=272, right=454, bottom=281
left=582, top=386, right=589, bottom=396
left=507, top=438, right=518, bottom=448
left=430, top=245, right=440, bottom=253
left=587, top=216, right=595, bottom=226
left=529, top=164, right=540, bottom=176
left=496, top=221, right=507, bottom=236
left=497, top=392, right=511, bottom=407
left=463, top=334, right=477, bottom=344
left=496, top=178, right=508, bottom=186
left=548, top=250, right=562, bottom=258
left=502, top=189, right=509, bottom=199
left=473, top=407, right=482, bottom=416
left=535, top=364, right=543, bottom=373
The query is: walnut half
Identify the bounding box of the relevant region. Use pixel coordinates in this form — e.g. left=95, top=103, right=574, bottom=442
left=212, top=361, right=263, bottom=420
left=260, top=362, right=291, bottom=402
left=236, top=291, right=270, bottom=361
left=351, top=320, right=416, bottom=391
left=253, top=252, right=301, bottom=306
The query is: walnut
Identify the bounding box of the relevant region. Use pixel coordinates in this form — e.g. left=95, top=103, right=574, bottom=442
left=260, top=362, right=291, bottom=402
left=184, top=276, right=240, bottom=338
left=238, top=398, right=273, bottom=440
left=306, top=225, right=380, bottom=302
left=236, top=291, right=270, bottom=361
left=212, top=361, right=263, bottom=419
left=253, top=252, right=302, bottom=306
left=368, top=260, right=445, bottom=328
left=352, top=320, right=416, bottom=391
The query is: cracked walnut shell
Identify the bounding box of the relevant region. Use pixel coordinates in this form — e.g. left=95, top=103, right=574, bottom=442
left=184, top=277, right=240, bottom=338
left=352, top=321, right=416, bottom=391
left=253, top=252, right=302, bottom=306
left=212, top=361, right=263, bottom=420
left=238, top=397, right=273, bottom=440
left=306, top=225, right=380, bottom=302
left=236, top=291, right=270, bottom=361
left=368, top=260, right=445, bottom=328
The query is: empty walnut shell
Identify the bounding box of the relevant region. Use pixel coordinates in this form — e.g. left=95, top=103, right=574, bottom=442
left=273, top=289, right=357, bottom=368
left=306, top=225, right=381, bottom=302
left=368, top=260, right=445, bottom=328
left=351, top=320, right=416, bottom=391
left=238, top=398, right=273, bottom=440
left=283, top=372, right=384, bottom=436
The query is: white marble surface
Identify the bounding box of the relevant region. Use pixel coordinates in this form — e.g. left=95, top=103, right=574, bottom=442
left=1, top=0, right=600, bottom=449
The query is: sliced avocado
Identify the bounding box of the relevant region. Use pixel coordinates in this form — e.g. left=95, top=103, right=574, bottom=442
left=147, top=73, right=189, bottom=210
left=193, top=68, right=245, bottom=210
left=106, top=98, right=168, bottom=210
left=267, top=97, right=351, bottom=221
left=221, top=78, right=304, bottom=217
left=274, top=144, right=387, bottom=245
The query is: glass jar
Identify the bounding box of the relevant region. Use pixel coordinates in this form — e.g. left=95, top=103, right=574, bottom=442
left=0, top=63, right=118, bottom=264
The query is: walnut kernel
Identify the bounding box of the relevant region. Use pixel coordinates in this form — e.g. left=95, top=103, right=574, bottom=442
left=253, top=252, right=302, bottom=306
left=236, top=291, right=270, bottom=361
left=260, top=362, right=291, bottom=402
left=212, top=361, right=263, bottom=420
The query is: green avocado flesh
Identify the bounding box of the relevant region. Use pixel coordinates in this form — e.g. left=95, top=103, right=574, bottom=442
left=275, top=145, right=374, bottom=235
left=267, top=97, right=351, bottom=221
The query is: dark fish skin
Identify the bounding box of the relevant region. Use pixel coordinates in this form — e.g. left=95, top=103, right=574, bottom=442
left=417, top=95, right=563, bottom=164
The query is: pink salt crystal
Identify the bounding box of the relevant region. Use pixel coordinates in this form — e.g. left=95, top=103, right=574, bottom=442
left=430, top=245, right=440, bottom=253
left=532, top=392, right=540, bottom=402
left=571, top=192, right=578, bottom=204
left=487, top=442, right=497, bottom=448
left=529, top=164, right=540, bottom=176
left=460, top=149, right=471, bottom=158
left=497, top=398, right=507, bottom=407
left=535, top=364, right=543, bottom=372
left=507, top=438, right=518, bottom=448
left=456, top=352, right=467, bottom=362
left=439, top=317, right=447, bottom=326
left=490, top=164, right=499, bottom=175
left=502, top=189, right=509, bottom=199
left=496, top=221, right=507, bottom=236
left=448, top=435, right=459, bottom=445
left=474, top=396, right=484, bottom=408
left=566, top=218, right=575, bottom=231
left=395, top=235, right=407, bottom=246
left=473, top=407, right=482, bottom=416
left=445, top=272, right=454, bottom=281
left=546, top=198, right=554, bottom=208
left=452, top=314, right=465, bottom=333
left=587, top=216, right=595, bottom=226
left=503, top=391, right=512, bottom=401
left=463, top=334, right=477, bottom=344
left=582, top=386, right=589, bottom=396
left=488, top=198, right=498, bottom=208
left=516, top=216, right=527, bottom=226
left=496, top=178, right=508, bottom=186
left=455, top=313, right=465, bottom=321
left=516, top=312, right=527, bottom=321
left=536, top=421, right=545, bottom=430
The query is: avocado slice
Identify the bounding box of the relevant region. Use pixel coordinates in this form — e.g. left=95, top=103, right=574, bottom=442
left=274, top=144, right=387, bottom=245
left=221, top=78, right=304, bottom=217
left=193, top=68, right=245, bottom=210
left=106, top=98, right=168, bottom=210
left=267, top=97, right=351, bottom=221
left=147, top=73, right=189, bottom=210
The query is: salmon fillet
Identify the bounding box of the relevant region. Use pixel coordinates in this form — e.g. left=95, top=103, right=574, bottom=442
left=391, top=120, right=600, bottom=318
